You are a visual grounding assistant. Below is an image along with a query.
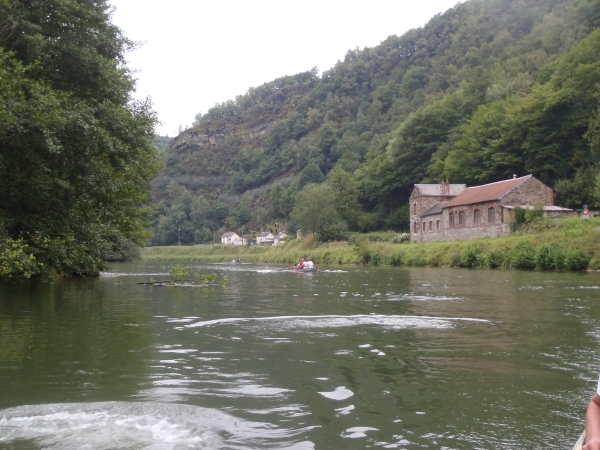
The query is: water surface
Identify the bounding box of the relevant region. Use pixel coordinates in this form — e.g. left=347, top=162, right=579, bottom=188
left=0, top=263, right=599, bottom=449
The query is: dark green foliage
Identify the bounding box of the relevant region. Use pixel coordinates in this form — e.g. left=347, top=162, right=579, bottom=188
left=564, top=248, right=591, bottom=270
left=298, top=163, right=325, bottom=188
left=485, top=250, right=504, bottom=269
left=389, top=252, right=403, bottom=266
left=0, top=0, right=160, bottom=279
left=535, top=243, right=556, bottom=270
left=514, top=207, right=527, bottom=226
left=460, top=244, right=484, bottom=268
left=510, top=242, right=537, bottom=270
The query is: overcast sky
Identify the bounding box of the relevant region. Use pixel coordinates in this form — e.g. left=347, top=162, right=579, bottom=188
left=109, top=0, right=461, bottom=136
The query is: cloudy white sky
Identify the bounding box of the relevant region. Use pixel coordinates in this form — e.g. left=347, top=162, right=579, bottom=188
left=109, top=0, right=460, bottom=136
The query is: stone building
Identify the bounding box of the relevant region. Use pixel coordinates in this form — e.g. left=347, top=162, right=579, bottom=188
left=409, top=181, right=467, bottom=238
left=411, top=175, right=574, bottom=243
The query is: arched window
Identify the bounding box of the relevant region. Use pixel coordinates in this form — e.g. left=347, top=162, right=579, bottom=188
left=459, top=211, right=465, bottom=226
left=429, top=221, right=433, bottom=231
left=474, top=209, right=481, bottom=225
left=449, top=212, right=455, bottom=227
left=422, top=222, right=426, bottom=231
left=488, top=207, right=496, bottom=223
left=413, top=203, right=417, bottom=215
left=414, top=221, right=418, bottom=233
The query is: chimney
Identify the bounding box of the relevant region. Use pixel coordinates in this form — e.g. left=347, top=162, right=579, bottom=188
left=513, top=174, right=517, bottom=179
left=441, top=179, right=449, bottom=195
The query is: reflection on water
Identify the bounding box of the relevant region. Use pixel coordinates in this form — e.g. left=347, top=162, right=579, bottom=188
left=1, top=263, right=600, bottom=449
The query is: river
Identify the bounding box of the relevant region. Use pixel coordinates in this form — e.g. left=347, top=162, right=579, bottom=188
left=0, top=262, right=599, bottom=449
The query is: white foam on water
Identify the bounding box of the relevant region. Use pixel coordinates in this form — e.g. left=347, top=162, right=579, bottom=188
left=334, top=350, right=353, bottom=355
left=0, top=402, right=312, bottom=449
left=315, top=378, right=329, bottom=381
left=158, top=349, right=198, bottom=354
left=341, top=426, right=378, bottom=439
left=385, top=294, right=460, bottom=302
left=185, top=314, right=490, bottom=331
left=359, top=344, right=371, bottom=348
left=318, top=386, right=354, bottom=400
left=335, top=405, right=355, bottom=416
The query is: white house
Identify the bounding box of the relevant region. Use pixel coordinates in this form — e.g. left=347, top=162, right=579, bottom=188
left=221, top=232, right=240, bottom=244
left=274, top=232, right=287, bottom=245
left=232, top=237, right=247, bottom=246
left=256, top=231, right=274, bottom=244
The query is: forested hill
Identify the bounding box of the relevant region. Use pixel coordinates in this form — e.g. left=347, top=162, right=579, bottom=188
left=153, top=0, right=600, bottom=245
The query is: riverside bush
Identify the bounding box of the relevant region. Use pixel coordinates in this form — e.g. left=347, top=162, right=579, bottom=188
left=564, top=248, right=590, bottom=271
left=389, top=251, right=403, bottom=266
left=485, top=250, right=504, bottom=268
left=510, top=242, right=536, bottom=269
left=535, top=243, right=555, bottom=270
left=460, top=244, right=483, bottom=268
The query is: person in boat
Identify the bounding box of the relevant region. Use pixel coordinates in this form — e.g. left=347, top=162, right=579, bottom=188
left=304, top=259, right=314, bottom=269
left=298, top=259, right=305, bottom=269
left=584, top=379, right=600, bottom=449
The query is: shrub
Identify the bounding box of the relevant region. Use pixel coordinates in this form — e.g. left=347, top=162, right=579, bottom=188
left=392, top=233, right=410, bottom=244
left=450, top=253, right=461, bottom=267
left=535, top=243, right=554, bottom=270
left=485, top=250, right=504, bottom=269
left=370, top=249, right=381, bottom=266
left=169, top=265, right=190, bottom=284
left=389, top=252, right=403, bottom=266
left=0, top=237, right=42, bottom=281
left=510, top=241, right=536, bottom=269
left=564, top=248, right=590, bottom=271
left=460, top=244, right=483, bottom=268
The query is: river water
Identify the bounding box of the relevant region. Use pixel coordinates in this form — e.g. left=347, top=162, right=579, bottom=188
left=0, top=262, right=599, bottom=449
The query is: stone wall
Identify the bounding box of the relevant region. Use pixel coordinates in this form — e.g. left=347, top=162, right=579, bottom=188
left=417, top=200, right=511, bottom=243
left=409, top=193, right=456, bottom=242
left=502, top=177, right=553, bottom=205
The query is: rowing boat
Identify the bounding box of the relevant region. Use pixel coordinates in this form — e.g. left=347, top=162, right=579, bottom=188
left=573, top=430, right=586, bottom=450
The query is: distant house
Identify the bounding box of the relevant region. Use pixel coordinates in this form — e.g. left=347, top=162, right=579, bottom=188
left=274, top=232, right=287, bottom=245
left=256, top=231, right=274, bottom=244
left=232, top=237, right=247, bottom=246
left=221, top=232, right=240, bottom=245
left=411, top=175, right=574, bottom=243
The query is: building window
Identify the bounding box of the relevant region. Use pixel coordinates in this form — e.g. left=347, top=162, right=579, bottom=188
left=414, top=222, right=418, bottom=233
left=413, top=203, right=417, bottom=215
left=474, top=209, right=480, bottom=225
left=429, top=221, right=432, bottom=231
left=449, top=212, right=455, bottom=227
left=488, top=207, right=496, bottom=223
left=422, top=222, right=426, bottom=231
left=459, top=211, right=465, bottom=226
left=436, top=220, right=440, bottom=231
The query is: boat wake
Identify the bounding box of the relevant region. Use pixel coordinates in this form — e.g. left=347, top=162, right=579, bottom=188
left=0, top=402, right=315, bottom=449
left=184, top=314, right=491, bottom=331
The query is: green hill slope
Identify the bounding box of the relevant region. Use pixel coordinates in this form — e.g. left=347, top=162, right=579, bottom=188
left=151, top=0, right=600, bottom=245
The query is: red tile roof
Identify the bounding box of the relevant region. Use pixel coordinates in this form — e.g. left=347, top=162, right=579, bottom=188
left=443, top=175, right=532, bottom=208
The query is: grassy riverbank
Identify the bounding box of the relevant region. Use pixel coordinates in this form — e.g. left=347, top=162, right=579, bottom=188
left=141, top=218, right=600, bottom=271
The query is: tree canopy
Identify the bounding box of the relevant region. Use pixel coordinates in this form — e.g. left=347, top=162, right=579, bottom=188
left=0, top=0, right=160, bottom=280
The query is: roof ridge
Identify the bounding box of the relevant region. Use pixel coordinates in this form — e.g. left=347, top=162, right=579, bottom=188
left=466, top=175, right=531, bottom=190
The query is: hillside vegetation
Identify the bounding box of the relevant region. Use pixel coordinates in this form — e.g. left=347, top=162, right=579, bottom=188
left=152, top=0, right=600, bottom=246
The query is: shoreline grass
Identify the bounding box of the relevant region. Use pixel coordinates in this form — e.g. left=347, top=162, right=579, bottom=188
left=140, top=218, right=600, bottom=272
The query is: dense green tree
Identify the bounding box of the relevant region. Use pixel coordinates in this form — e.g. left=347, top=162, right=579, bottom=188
left=291, top=183, right=346, bottom=241
left=298, top=163, right=325, bottom=188
left=0, top=0, right=160, bottom=279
